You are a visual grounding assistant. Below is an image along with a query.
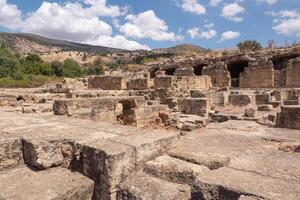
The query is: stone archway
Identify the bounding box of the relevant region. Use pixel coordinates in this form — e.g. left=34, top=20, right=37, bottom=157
left=227, top=60, right=249, bottom=87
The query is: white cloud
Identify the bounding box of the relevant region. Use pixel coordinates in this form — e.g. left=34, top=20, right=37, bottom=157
left=210, top=0, right=223, bottom=7
left=187, top=27, right=200, bottom=39
left=21, top=2, right=113, bottom=42
left=83, top=0, right=128, bottom=17
left=186, top=27, right=217, bottom=39
left=119, top=10, right=182, bottom=41
left=218, top=31, right=240, bottom=42
left=180, top=0, right=206, bottom=15
left=257, top=0, right=277, bottom=6
left=0, top=0, right=22, bottom=29
left=200, top=29, right=217, bottom=39
left=86, top=35, right=150, bottom=51
left=221, top=3, right=245, bottom=22
left=0, top=0, right=149, bottom=50
left=268, top=10, right=300, bottom=37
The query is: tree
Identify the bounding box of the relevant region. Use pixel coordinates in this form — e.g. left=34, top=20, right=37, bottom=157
left=62, top=59, right=83, bottom=77
left=86, top=57, right=104, bottom=75
left=51, top=60, right=63, bottom=77
left=22, top=54, right=46, bottom=75
left=237, top=40, right=262, bottom=52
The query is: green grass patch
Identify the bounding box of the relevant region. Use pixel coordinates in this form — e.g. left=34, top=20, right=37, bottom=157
left=0, top=75, right=63, bottom=88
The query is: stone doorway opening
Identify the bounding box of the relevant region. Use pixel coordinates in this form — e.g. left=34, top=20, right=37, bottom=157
left=227, top=60, right=249, bottom=87
left=150, top=67, right=159, bottom=79
left=272, top=54, right=299, bottom=87
left=165, top=67, right=176, bottom=76
left=193, top=64, right=207, bottom=76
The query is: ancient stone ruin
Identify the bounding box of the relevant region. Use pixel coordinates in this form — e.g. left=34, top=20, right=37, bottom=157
left=0, top=46, right=300, bottom=200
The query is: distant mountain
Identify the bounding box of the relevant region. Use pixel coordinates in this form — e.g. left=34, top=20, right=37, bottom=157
left=153, top=43, right=210, bottom=55
left=0, top=32, right=128, bottom=54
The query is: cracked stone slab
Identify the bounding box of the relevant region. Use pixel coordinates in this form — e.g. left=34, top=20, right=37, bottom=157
left=0, top=166, right=94, bottom=200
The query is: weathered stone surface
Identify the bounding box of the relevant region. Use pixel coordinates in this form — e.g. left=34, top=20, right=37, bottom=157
left=286, top=57, right=300, bottom=87
left=0, top=135, right=23, bottom=170
left=23, top=139, right=64, bottom=169
left=145, top=155, right=208, bottom=185
left=118, top=172, right=191, bottom=200
left=240, top=58, right=275, bottom=88
left=109, top=130, right=179, bottom=168
left=258, top=104, right=273, bottom=111
left=255, top=94, right=270, bottom=105
left=229, top=94, right=253, bottom=106
left=193, top=167, right=300, bottom=200
left=127, top=78, right=152, bottom=90
left=276, top=105, right=300, bottom=129
left=123, top=105, right=169, bottom=126
left=88, top=76, right=127, bottom=90
left=178, top=98, right=210, bottom=117
left=174, top=67, right=194, bottom=76
left=80, top=140, right=135, bottom=194
left=0, top=166, right=94, bottom=200
left=244, top=108, right=256, bottom=118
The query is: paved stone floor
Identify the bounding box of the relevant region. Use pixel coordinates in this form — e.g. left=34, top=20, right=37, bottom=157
left=0, top=106, right=299, bottom=200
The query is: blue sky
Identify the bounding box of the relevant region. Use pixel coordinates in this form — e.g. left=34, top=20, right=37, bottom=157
left=0, top=0, right=300, bottom=50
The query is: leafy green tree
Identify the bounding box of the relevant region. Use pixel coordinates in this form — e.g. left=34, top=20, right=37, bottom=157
left=51, top=60, right=63, bottom=77
left=22, top=54, right=45, bottom=75
left=0, top=47, right=19, bottom=78
left=62, top=59, right=83, bottom=77
left=86, top=57, right=104, bottom=75
left=237, top=40, right=262, bottom=52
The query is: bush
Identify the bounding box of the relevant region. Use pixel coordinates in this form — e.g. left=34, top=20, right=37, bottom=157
left=62, top=59, right=83, bottom=77
left=86, top=57, right=104, bottom=75
left=22, top=54, right=53, bottom=76
left=51, top=60, right=63, bottom=77
left=237, top=40, right=262, bottom=52
left=0, top=75, right=61, bottom=88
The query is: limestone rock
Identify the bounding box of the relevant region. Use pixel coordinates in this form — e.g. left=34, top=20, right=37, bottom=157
left=23, top=139, right=64, bottom=169
left=244, top=108, right=256, bottom=118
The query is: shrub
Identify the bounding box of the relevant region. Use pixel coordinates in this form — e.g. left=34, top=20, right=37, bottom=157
left=51, top=60, right=63, bottom=77
left=237, top=40, right=262, bottom=52
left=62, top=59, right=83, bottom=77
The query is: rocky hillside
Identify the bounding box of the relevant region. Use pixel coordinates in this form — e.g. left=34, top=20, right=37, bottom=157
left=153, top=44, right=210, bottom=55
left=0, top=32, right=128, bottom=55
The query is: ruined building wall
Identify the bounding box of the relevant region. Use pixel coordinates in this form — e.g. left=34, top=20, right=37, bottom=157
left=202, top=61, right=231, bottom=88
left=286, top=57, right=300, bottom=87
left=88, top=76, right=127, bottom=90
left=240, top=58, right=274, bottom=88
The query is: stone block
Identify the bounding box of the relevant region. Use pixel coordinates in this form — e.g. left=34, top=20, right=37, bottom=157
left=178, top=98, right=210, bottom=117
left=258, top=104, right=273, bottom=111
left=0, top=166, right=94, bottom=200
left=118, top=172, right=191, bottom=200
left=88, top=76, right=127, bottom=90
left=255, top=94, right=270, bottom=105
left=23, top=139, right=64, bottom=169
left=0, top=136, right=23, bottom=170
left=80, top=140, right=135, bottom=195
left=244, top=108, right=256, bottom=118
left=174, top=67, right=194, bottom=76
left=127, top=78, right=151, bottom=90
left=229, top=95, right=253, bottom=106
left=276, top=106, right=300, bottom=130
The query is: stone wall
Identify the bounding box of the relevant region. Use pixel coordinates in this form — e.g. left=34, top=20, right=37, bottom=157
left=202, top=61, right=231, bottom=88
left=178, top=98, right=210, bottom=117
left=240, top=58, right=274, bottom=88
left=88, top=76, right=127, bottom=90
left=276, top=106, right=300, bottom=130
left=286, top=57, right=300, bottom=87
left=174, top=67, right=194, bottom=76
left=154, top=76, right=211, bottom=90
left=127, top=78, right=152, bottom=90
